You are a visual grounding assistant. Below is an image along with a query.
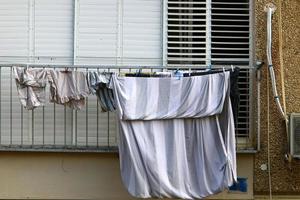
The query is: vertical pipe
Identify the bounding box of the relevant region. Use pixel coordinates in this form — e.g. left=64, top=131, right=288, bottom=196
left=42, top=66, right=45, bottom=147
left=257, top=68, right=261, bottom=151
left=32, top=109, right=34, bottom=146
left=75, top=69, right=78, bottom=147
left=53, top=103, right=56, bottom=146
left=86, top=68, right=88, bottom=147
left=75, top=108, right=77, bottom=147
left=72, top=0, right=78, bottom=147
left=10, top=67, right=12, bottom=146
left=96, top=68, right=99, bottom=148
left=0, top=67, right=2, bottom=146
left=205, top=0, right=212, bottom=68
left=161, top=0, right=167, bottom=67
left=42, top=103, right=45, bottom=146
left=64, top=105, right=66, bottom=147
left=53, top=68, right=56, bottom=146
left=107, top=68, right=111, bottom=149
left=21, top=105, right=23, bottom=146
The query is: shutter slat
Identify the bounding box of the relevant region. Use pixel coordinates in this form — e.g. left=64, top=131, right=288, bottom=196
left=167, top=0, right=207, bottom=66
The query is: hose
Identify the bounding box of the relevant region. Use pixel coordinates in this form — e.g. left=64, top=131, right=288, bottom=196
left=265, top=4, right=287, bottom=121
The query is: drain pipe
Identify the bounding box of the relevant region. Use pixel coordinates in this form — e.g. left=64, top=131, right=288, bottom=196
left=264, top=3, right=287, bottom=121
left=265, top=3, right=292, bottom=163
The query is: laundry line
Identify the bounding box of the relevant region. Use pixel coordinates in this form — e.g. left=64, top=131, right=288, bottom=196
left=0, top=63, right=251, bottom=69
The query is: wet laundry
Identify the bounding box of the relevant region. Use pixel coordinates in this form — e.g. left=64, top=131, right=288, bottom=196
left=47, top=69, right=90, bottom=110
left=13, top=67, right=47, bottom=110
left=87, top=71, right=115, bottom=112
left=109, top=72, right=237, bottom=199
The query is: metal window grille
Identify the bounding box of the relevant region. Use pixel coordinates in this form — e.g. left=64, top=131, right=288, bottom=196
left=166, top=0, right=255, bottom=150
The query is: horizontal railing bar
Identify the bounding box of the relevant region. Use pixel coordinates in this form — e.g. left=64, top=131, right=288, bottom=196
left=0, top=63, right=254, bottom=69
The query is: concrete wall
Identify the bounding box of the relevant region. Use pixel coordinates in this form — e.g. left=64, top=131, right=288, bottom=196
left=0, top=153, right=253, bottom=199
left=254, top=0, right=300, bottom=195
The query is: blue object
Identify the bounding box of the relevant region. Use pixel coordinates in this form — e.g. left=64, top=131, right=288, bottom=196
left=229, top=177, right=247, bottom=192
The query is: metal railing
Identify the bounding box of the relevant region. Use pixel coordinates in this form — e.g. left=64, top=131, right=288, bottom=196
left=0, top=65, right=254, bottom=152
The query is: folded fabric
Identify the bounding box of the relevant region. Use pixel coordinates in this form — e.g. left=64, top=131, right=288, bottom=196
left=13, top=67, right=47, bottom=110
left=109, top=72, right=237, bottom=199
left=86, top=71, right=115, bottom=112
left=47, top=69, right=90, bottom=110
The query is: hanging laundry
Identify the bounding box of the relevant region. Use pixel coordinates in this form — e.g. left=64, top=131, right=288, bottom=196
left=229, top=68, right=240, bottom=126
left=13, top=67, right=47, bottom=110
left=109, top=72, right=237, bottom=199
left=86, top=71, right=115, bottom=112
left=47, top=69, right=90, bottom=110
left=183, top=68, right=241, bottom=126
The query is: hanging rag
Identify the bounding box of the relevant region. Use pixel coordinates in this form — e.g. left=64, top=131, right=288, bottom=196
left=86, top=71, right=115, bottom=112
left=13, top=67, right=47, bottom=110
left=109, top=72, right=237, bottom=199
left=47, top=69, right=90, bottom=110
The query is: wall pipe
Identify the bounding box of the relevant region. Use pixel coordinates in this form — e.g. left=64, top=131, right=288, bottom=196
left=265, top=4, right=287, bottom=121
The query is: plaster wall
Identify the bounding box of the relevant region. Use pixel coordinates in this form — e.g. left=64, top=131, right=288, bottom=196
left=0, top=153, right=252, bottom=199
left=254, top=0, right=300, bottom=195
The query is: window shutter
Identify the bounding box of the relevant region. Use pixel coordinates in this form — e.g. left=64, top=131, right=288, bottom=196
left=167, top=0, right=207, bottom=66
left=211, top=0, right=250, bottom=65
left=122, top=0, right=162, bottom=66
left=0, top=0, right=29, bottom=63
left=34, top=0, right=74, bottom=64
left=166, top=0, right=253, bottom=148
left=76, top=0, right=162, bottom=66
left=76, top=0, right=119, bottom=65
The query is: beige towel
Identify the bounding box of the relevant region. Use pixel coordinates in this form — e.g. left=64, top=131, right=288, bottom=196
left=47, top=69, right=90, bottom=110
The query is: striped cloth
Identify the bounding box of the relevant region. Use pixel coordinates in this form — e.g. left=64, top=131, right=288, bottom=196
left=86, top=71, right=115, bottom=112
left=110, top=72, right=237, bottom=199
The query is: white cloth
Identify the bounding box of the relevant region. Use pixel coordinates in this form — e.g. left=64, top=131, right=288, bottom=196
left=13, top=67, right=47, bottom=110
left=110, top=72, right=237, bottom=199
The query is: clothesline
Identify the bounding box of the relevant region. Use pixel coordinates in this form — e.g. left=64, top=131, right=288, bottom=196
left=0, top=63, right=250, bottom=69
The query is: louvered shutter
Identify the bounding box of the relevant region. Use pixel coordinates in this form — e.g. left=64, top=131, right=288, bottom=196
left=76, top=0, right=118, bottom=65
left=166, top=0, right=253, bottom=145
left=76, top=0, right=162, bottom=66
left=167, top=0, right=251, bottom=67
left=34, top=0, right=74, bottom=64
left=211, top=0, right=250, bottom=65
left=0, top=0, right=29, bottom=63
left=167, top=0, right=207, bottom=66
left=122, top=0, right=162, bottom=65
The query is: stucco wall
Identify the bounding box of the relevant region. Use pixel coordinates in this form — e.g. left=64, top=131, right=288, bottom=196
left=0, top=153, right=253, bottom=199
left=254, top=0, right=300, bottom=194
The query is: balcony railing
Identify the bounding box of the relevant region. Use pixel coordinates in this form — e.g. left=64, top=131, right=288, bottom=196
left=0, top=65, right=255, bottom=152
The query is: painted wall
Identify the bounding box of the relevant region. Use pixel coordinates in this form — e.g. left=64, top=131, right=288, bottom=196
left=254, top=0, right=300, bottom=195
left=0, top=153, right=253, bottom=199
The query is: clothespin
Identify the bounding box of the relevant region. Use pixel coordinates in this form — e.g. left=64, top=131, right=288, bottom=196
left=207, top=64, right=212, bottom=71
left=231, top=65, right=234, bottom=72
left=62, top=67, right=70, bottom=73
left=136, top=68, right=142, bottom=76
left=223, top=67, right=225, bottom=73
left=174, top=68, right=182, bottom=80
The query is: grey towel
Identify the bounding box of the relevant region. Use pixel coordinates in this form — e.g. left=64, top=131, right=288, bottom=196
left=109, top=72, right=237, bottom=199
left=87, top=71, right=115, bottom=112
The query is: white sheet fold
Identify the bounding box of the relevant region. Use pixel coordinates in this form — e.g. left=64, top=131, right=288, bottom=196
left=110, top=72, right=237, bottom=199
